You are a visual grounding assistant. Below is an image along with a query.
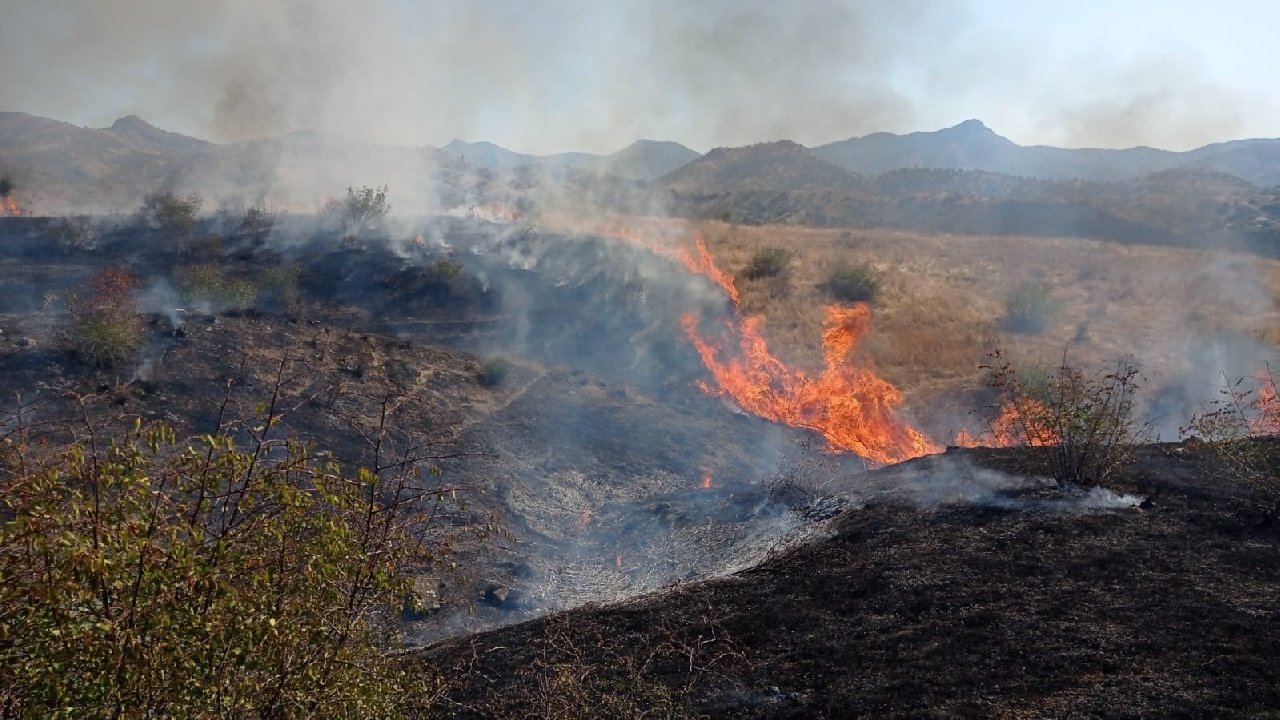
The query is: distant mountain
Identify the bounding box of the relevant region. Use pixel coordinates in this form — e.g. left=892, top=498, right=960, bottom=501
left=441, top=138, right=700, bottom=182
left=813, top=120, right=1280, bottom=186
left=657, top=140, right=861, bottom=193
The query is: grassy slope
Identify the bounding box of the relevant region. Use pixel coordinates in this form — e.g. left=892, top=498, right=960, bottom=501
left=693, top=221, right=1280, bottom=438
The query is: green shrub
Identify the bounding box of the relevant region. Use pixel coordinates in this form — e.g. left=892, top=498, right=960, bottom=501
left=825, top=263, right=882, bottom=302
left=743, top=247, right=793, bottom=279
left=478, top=356, right=512, bottom=387
left=138, top=190, right=203, bottom=237
left=1004, top=281, right=1059, bottom=334
left=324, top=185, right=390, bottom=238
left=0, top=410, right=454, bottom=717
left=65, top=266, right=142, bottom=367
left=176, top=264, right=259, bottom=310
left=258, top=264, right=301, bottom=308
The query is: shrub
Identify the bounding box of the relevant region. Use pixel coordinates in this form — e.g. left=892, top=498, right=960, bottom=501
left=138, top=190, right=203, bottom=237
left=258, top=264, right=301, bottom=308
left=0, top=413, right=454, bottom=717
left=324, top=185, right=390, bottom=238
left=478, top=356, right=512, bottom=387
left=982, top=348, right=1152, bottom=487
left=825, top=262, right=882, bottom=303
left=1004, top=281, right=1059, bottom=334
left=742, top=247, right=793, bottom=279
left=65, top=266, right=142, bottom=367
left=1183, top=365, right=1280, bottom=520
left=176, top=264, right=259, bottom=310
left=52, top=214, right=96, bottom=253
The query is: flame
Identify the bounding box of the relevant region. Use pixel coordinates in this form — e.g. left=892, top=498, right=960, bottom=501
left=558, top=216, right=940, bottom=466
left=700, top=470, right=713, bottom=489
left=615, top=551, right=623, bottom=568
left=578, top=509, right=593, bottom=533
left=684, top=304, right=941, bottom=465
left=1, top=195, right=22, bottom=216
left=953, top=397, right=1059, bottom=448
left=1250, top=371, right=1279, bottom=437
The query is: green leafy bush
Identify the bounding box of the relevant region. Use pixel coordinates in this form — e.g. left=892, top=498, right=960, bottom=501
left=825, top=263, right=882, bottom=302
left=1004, top=281, right=1060, bottom=334
left=743, top=247, right=793, bottom=279
left=324, top=185, right=390, bottom=238
left=177, top=264, right=259, bottom=310
left=0, top=400, right=458, bottom=716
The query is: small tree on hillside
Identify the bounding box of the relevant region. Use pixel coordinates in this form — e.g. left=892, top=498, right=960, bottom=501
left=138, top=190, right=203, bottom=237
left=0, top=177, right=13, bottom=198
left=324, top=185, right=390, bottom=240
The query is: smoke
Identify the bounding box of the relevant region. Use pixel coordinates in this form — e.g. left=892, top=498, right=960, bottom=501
left=0, top=0, right=953, bottom=153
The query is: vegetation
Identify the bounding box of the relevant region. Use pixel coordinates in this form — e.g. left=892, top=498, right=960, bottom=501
left=176, top=263, right=258, bottom=310
left=743, top=247, right=793, bottom=279
left=138, top=190, right=204, bottom=237
left=64, top=266, right=142, bottom=367
left=982, top=348, right=1152, bottom=487
left=478, top=356, right=512, bottom=387
left=52, top=214, right=96, bottom=253
left=0, top=369, right=467, bottom=717
left=236, top=205, right=274, bottom=240
left=325, top=185, right=390, bottom=240
left=825, top=262, right=882, bottom=303
left=0, top=176, right=12, bottom=198
left=1183, top=365, right=1280, bottom=520
left=1003, top=280, right=1059, bottom=334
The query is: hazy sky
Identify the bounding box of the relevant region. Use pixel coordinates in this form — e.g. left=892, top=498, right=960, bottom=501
left=1, top=0, right=1277, bottom=154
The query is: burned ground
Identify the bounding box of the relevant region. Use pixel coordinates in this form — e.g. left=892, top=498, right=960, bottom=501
left=422, top=442, right=1280, bottom=718
left=1, top=215, right=1277, bottom=717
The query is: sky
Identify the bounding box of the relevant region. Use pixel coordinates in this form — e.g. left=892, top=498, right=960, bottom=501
left=0, top=0, right=1277, bottom=154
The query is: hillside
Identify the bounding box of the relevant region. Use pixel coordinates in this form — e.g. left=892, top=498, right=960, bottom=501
left=423, top=442, right=1280, bottom=718
left=814, top=118, right=1280, bottom=185
left=656, top=140, right=862, bottom=194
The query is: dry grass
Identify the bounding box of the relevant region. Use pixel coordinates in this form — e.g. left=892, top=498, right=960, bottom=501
left=694, top=222, right=1280, bottom=429
left=541, top=211, right=1280, bottom=437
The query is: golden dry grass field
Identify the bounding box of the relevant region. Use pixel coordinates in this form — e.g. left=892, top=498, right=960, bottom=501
left=693, top=222, right=1280, bottom=438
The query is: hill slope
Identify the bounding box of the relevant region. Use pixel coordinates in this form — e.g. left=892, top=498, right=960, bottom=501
left=423, top=444, right=1280, bottom=718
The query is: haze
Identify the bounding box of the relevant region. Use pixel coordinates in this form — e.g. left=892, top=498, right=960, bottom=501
left=1, top=0, right=1277, bottom=154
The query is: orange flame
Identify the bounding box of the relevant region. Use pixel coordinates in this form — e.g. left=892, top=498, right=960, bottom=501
left=700, top=470, right=713, bottom=489
left=953, top=397, right=1059, bottom=448
left=615, top=551, right=623, bottom=568
left=1, top=195, right=22, bottom=216
left=1250, top=371, right=1279, bottom=437
left=568, top=217, right=940, bottom=466
left=684, top=304, right=941, bottom=465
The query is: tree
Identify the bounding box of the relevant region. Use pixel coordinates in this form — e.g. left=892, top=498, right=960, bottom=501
left=324, top=185, right=390, bottom=240
left=0, top=177, right=13, bottom=198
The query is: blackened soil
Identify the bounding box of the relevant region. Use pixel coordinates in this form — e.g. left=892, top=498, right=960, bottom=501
left=422, top=442, right=1280, bottom=718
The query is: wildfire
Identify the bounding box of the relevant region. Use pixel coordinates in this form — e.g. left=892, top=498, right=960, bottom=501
left=953, top=398, right=1059, bottom=448
left=1250, top=371, right=1279, bottom=437
left=1, top=195, right=22, bottom=216
left=563, top=216, right=941, bottom=466
left=700, top=470, right=713, bottom=490
left=684, top=305, right=941, bottom=465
